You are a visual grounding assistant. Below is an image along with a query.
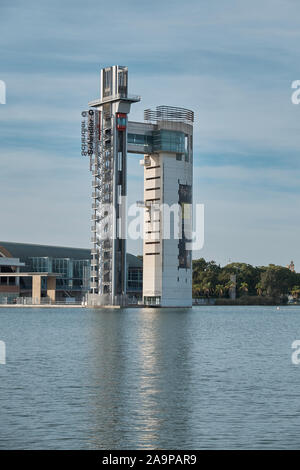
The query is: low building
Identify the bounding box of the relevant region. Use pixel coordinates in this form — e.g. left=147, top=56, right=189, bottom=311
left=0, top=242, right=142, bottom=303
left=0, top=242, right=90, bottom=302
left=0, top=257, right=24, bottom=302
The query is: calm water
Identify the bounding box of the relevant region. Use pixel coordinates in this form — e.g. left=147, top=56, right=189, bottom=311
left=1, top=305, right=300, bottom=449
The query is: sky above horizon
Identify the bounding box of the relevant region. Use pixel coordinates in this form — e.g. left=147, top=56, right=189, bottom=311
left=0, top=0, right=300, bottom=268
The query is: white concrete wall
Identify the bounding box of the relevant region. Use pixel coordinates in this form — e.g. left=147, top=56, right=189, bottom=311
left=161, top=153, right=192, bottom=307
left=143, top=154, right=162, bottom=298
left=142, top=148, right=193, bottom=307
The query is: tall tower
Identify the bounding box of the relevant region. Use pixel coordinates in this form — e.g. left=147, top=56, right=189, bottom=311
left=129, top=106, right=194, bottom=307
left=81, top=66, right=140, bottom=306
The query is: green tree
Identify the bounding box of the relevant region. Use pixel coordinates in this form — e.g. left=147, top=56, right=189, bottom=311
left=225, top=280, right=236, bottom=293
left=239, top=282, right=249, bottom=295
left=255, top=282, right=263, bottom=296
left=192, top=283, right=201, bottom=298
left=260, top=264, right=297, bottom=300
left=202, top=282, right=212, bottom=297
left=215, top=284, right=225, bottom=297
left=192, top=258, right=221, bottom=295
left=222, top=262, right=261, bottom=296
left=291, top=286, right=300, bottom=299
left=192, top=258, right=298, bottom=304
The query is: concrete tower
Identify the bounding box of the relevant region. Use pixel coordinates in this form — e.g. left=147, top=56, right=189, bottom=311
left=127, top=106, right=194, bottom=307
left=142, top=107, right=194, bottom=307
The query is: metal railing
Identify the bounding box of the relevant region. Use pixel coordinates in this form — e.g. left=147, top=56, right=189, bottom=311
left=0, top=297, right=85, bottom=306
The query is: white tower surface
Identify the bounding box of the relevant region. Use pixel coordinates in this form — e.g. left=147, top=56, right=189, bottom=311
left=128, top=106, right=194, bottom=307
left=143, top=107, right=194, bottom=307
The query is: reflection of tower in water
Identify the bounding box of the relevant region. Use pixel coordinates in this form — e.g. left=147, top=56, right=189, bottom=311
left=86, top=309, right=193, bottom=449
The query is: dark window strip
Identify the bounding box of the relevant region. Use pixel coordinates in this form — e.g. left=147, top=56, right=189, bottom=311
left=146, top=176, right=161, bottom=181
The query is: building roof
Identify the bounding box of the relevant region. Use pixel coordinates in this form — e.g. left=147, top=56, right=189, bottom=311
left=0, top=241, right=90, bottom=261
left=126, top=253, right=143, bottom=268
left=0, top=258, right=25, bottom=267
left=0, top=241, right=143, bottom=267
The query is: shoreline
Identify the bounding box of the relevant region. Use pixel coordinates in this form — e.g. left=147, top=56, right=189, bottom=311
left=1, top=303, right=299, bottom=309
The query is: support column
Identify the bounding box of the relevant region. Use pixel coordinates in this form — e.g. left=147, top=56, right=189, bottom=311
left=47, top=276, right=56, bottom=303
left=16, top=267, right=20, bottom=287
left=32, top=275, right=41, bottom=305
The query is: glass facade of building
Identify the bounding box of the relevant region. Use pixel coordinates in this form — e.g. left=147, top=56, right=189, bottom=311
left=128, top=129, right=189, bottom=157
left=152, top=130, right=186, bottom=154
left=27, top=257, right=90, bottom=297
left=127, top=266, right=143, bottom=293
left=0, top=242, right=143, bottom=302
left=128, top=133, right=153, bottom=147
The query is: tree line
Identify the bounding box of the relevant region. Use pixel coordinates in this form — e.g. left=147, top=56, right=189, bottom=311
left=192, top=259, right=300, bottom=303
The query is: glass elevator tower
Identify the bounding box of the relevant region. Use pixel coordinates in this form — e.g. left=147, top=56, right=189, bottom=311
left=82, top=66, right=140, bottom=306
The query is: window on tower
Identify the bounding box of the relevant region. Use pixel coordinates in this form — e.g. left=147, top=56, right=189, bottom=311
left=116, top=113, right=126, bottom=130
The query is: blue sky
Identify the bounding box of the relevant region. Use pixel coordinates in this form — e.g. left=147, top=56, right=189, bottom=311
left=0, top=0, right=300, bottom=268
